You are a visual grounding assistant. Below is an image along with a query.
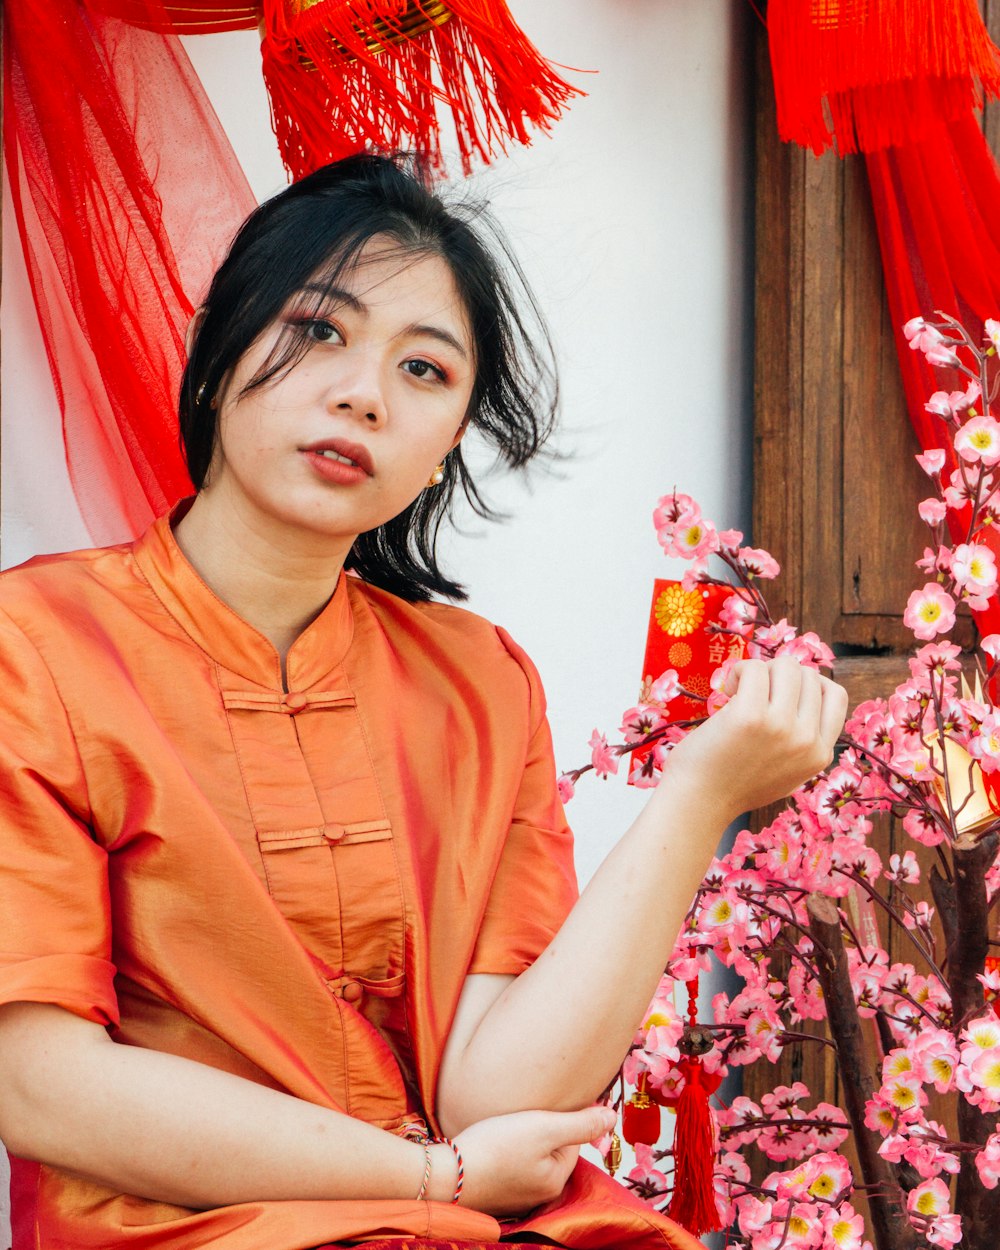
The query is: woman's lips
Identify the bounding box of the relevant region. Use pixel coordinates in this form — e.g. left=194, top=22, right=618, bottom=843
left=299, top=438, right=374, bottom=485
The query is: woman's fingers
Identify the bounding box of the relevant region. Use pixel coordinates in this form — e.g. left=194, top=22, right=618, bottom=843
left=819, top=674, right=849, bottom=750
left=539, top=1104, right=617, bottom=1152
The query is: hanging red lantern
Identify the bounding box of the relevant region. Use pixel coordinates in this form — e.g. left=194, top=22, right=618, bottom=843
left=84, top=0, right=259, bottom=34
left=621, top=1074, right=662, bottom=1148
left=767, top=0, right=1000, bottom=155
left=258, top=0, right=582, bottom=179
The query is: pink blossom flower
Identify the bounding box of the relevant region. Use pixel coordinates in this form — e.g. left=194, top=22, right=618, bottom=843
left=751, top=618, right=797, bottom=656
left=886, top=850, right=920, bottom=883
left=626, top=1143, right=668, bottom=1190
left=918, top=497, right=948, bottom=525
left=986, top=318, right=1000, bottom=350
left=755, top=1204, right=824, bottom=1249
left=717, top=528, right=743, bottom=554
left=649, top=669, right=680, bottom=704
left=652, top=491, right=700, bottom=535
left=902, top=900, right=934, bottom=932
left=782, top=631, right=836, bottom=670
left=925, top=391, right=954, bottom=418
left=907, top=1179, right=962, bottom=1248
left=916, top=449, right=947, bottom=475
left=956, top=414, right=1000, bottom=465
left=719, top=592, right=757, bottom=636
left=916, top=544, right=952, bottom=575
left=903, top=807, right=947, bottom=846
left=903, top=583, right=957, bottom=640
left=620, top=704, right=667, bottom=744
left=976, top=1132, right=1000, bottom=1189
left=879, top=1070, right=927, bottom=1115
left=738, top=546, right=780, bottom=579
left=925, top=381, right=981, bottom=421
left=982, top=633, right=1000, bottom=663
left=966, top=711, right=1000, bottom=773
left=556, top=773, right=575, bottom=803
left=906, top=1177, right=951, bottom=1219
left=821, top=1205, right=866, bottom=1250
left=745, top=1009, right=784, bottom=1062
left=912, top=1026, right=957, bottom=1087
left=588, top=730, right=619, bottom=779
left=909, top=640, right=962, bottom=677
left=952, top=542, right=998, bottom=596
left=672, top=518, right=719, bottom=560
left=926, top=344, right=962, bottom=368
left=904, top=317, right=944, bottom=353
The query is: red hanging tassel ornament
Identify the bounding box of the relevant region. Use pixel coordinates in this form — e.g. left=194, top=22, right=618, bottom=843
left=665, top=974, right=721, bottom=1239
left=258, top=0, right=583, bottom=180
left=767, top=0, right=1000, bottom=155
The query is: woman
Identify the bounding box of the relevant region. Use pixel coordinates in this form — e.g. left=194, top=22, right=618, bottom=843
left=0, top=155, right=846, bottom=1249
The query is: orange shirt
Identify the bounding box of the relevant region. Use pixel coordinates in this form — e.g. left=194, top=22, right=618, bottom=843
left=0, top=511, right=700, bottom=1250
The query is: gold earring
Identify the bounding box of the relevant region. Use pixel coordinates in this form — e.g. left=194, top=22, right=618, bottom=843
left=427, top=464, right=445, bottom=487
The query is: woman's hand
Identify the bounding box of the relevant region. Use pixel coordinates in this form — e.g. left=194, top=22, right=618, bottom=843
left=660, top=655, right=848, bottom=822
left=436, top=1105, right=616, bottom=1217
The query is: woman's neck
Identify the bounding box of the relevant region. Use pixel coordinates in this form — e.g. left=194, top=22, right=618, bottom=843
left=172, top=491, right=353, bottom=664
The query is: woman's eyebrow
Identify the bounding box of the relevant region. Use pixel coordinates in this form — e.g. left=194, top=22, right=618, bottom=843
left=403, top=323, right=470, bottom=360
left=299, top=283, right=366, bottom=313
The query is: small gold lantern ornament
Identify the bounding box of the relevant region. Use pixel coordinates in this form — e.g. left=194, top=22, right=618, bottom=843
left=603, top=1131, right=622, bottom=1178
left=257, top=0, right=583, bottom=180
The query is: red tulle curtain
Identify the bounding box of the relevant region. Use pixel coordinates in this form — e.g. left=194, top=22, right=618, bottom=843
left=2, top=1, right=255, bottom=545
left=765, top=0, right=1000, bottom=637
left=866, top=117, right=1000, bottom=636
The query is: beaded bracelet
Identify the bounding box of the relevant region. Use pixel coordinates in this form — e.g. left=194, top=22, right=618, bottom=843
left=433, top=1136, right=464, bottom=1204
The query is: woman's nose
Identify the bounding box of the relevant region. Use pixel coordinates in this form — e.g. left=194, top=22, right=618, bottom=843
left=326, top=359, right=387, bottom=428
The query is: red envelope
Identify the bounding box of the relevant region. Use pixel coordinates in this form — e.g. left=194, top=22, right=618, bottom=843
left=627, top=580, right=747, bottom=785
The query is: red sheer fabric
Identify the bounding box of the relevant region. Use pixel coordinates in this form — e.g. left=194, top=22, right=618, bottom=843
left=2, top=0, right=255, bottom=545
left=866, top=116, right=1000, bottom=636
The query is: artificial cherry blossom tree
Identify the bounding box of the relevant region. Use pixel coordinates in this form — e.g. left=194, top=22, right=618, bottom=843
left=564, top=316, right=1000, bottom=1250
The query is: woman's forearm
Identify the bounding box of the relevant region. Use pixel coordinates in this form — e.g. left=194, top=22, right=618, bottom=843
left=437, top=768, right=732, bottom=1132
left=0, top=1002, right=433, bottom=1209
left=437, top=659, right=846, bottom=1132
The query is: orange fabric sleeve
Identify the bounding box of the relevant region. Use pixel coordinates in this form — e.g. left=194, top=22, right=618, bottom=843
left=467, top=629, right=579, bottom=976
left=0, top=608, right=118, bottom=1026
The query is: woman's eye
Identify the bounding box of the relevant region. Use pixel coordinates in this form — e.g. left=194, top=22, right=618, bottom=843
left=302, top=320, right=341, bottom=343
left=403, top=358, right=445, bottom=381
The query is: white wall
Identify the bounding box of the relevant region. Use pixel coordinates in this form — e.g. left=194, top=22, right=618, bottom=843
left=0, top=2, right=753, bottom=1239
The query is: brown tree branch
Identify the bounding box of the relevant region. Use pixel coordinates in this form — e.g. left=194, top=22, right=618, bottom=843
left=806, top=893, right=916, bottom=1250
left=946, top=832, right=1000, bottom=1249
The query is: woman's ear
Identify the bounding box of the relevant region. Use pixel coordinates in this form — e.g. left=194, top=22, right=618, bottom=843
left=448, top=414, right=471, bottom=452
left=185, top=307, right=208, bottom=358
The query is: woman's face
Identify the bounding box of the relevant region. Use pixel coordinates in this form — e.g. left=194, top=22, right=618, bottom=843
left=201, top=239, right=475, bottom=554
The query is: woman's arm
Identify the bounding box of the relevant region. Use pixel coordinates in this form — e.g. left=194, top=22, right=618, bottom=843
left=436, top=656, right=847, bottom=1132
left=0, top=1000, right=614, bottom=1215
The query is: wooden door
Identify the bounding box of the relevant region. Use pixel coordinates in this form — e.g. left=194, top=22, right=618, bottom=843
left=744, top=0, right=1000, bottom=1174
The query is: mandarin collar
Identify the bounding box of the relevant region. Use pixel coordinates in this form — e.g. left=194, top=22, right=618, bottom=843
left=132, top=507, right=355, bottom=689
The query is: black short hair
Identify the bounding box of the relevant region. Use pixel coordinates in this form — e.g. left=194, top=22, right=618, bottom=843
left=179, top=153, right=557, bottom=601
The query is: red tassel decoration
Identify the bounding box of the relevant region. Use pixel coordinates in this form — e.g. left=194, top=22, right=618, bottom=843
left=258, top=0, right=583, bottom=179
left=665, top=974, right=721, bottom=1239
left=767, top=0, right=1000, bottom=155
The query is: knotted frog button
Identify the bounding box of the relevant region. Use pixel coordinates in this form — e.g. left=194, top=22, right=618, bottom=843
left=285, top=691, right=309, bottom=713
left=342, top=980, right=364, bottom=1003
